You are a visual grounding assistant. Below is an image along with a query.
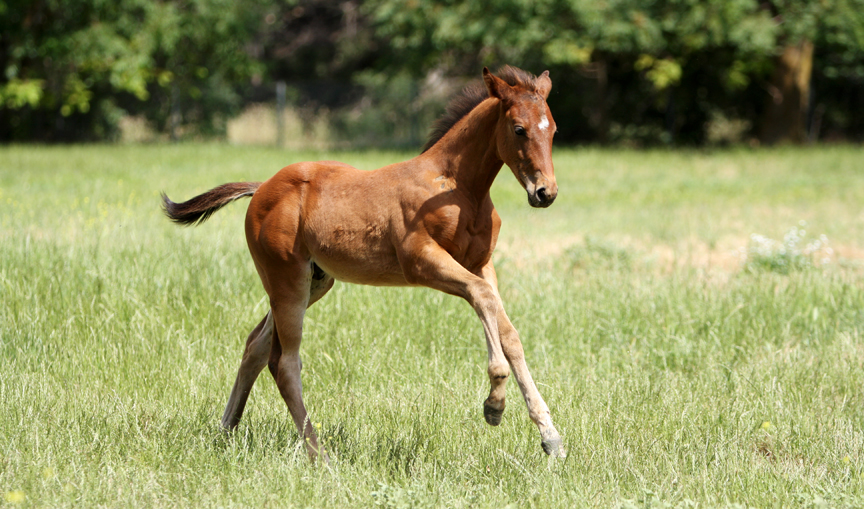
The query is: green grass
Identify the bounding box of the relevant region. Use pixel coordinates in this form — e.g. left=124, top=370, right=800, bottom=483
left=1, top=144, right=863, bottom=507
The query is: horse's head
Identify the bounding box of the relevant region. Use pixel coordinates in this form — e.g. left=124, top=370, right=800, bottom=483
left=483, top=67, right=557, bottom=208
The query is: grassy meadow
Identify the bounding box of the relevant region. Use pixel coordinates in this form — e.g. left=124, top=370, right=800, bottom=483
left=1, top=144, right=863, bottom=507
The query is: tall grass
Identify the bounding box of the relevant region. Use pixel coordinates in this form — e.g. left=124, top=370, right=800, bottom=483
left=1, top=144, right=863, bottom=507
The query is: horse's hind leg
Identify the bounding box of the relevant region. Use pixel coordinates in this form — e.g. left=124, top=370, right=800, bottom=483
left=223, top=262, right=333, bottom=431
left=223, top=263, right=334, bottom=433
left=267, top=260, right=328, bottom=462
left=221, top=311, right=275, bottom=430
left=267, top=262, right=334, bottom=381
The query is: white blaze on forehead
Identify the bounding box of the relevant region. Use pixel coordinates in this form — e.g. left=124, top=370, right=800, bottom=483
left=538, top=115, right=550, bottom=131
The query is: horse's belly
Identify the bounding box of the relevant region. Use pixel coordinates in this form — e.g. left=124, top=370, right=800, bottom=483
left=314, top=253, right=407, bottom=286
left=304, top=226, right=407, bottom=286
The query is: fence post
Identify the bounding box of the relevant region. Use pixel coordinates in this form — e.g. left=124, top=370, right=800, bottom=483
left=170, top=84, right=180, bottom=142
left=276, top=81, right=286, bottom=147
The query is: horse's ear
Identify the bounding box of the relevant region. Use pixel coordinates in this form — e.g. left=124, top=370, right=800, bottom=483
left=483, top=67, right=509, bottom=100
left=536, top=70, right=552, bottom=99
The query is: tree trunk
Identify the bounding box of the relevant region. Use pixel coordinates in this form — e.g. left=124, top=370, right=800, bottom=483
left=582, top=59, right=609, bottom=143
left=596, top=60, right=609, bottom=143
left=170, top=84, right=180, bottom=142
left=760, top=40, right=814, bottom=145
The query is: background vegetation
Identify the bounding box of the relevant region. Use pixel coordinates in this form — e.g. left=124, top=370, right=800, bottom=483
left=2, top=145, right=863, bottom=507
left=2, top=0, right=864, bottom=145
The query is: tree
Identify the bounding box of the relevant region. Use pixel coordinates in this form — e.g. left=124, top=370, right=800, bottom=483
left=2, top=0, right=863, bottom=144
left=364, top=0, right=779, bottom=144
left=364, top=0, right=864, bottom=145
left=0, top=0, right=266, bottom=141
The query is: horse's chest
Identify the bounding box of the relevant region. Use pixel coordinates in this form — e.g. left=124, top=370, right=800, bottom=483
left=430, top=207, right=498, bottom=272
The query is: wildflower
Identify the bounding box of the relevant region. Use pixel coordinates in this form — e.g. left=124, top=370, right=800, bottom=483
left=3, top=491, right=26, bottom=504
left=761, top=421, right=772, bottom=430
left=746, top=224, right=831, bottom=273
left=843, top=455, right=852, bottom=464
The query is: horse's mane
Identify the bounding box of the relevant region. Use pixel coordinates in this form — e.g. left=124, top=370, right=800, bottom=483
left=421, top=66, right=539, bottom=153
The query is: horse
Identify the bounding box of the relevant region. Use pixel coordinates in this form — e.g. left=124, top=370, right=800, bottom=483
left=162, top=66, right=565, bottom=461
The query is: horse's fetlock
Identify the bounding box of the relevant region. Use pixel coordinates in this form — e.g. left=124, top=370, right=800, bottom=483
left=488, top=363, right=510, bottom=381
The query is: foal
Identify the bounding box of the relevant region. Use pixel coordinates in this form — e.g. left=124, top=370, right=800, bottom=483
left=163, top=66, right=565, bottom=459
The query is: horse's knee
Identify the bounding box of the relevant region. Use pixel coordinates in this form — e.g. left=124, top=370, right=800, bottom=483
left=469, top=280, right=500, bottom=318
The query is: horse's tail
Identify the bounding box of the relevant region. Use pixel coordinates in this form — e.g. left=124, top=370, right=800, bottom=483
left=161, top=182, right=262, bottom=226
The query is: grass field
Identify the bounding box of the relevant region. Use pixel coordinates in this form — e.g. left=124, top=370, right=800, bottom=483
left=2, top=144, right=863, bottom=507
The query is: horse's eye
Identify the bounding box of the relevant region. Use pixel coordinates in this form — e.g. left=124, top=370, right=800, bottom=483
left=514, top=126, right=526, bottom=136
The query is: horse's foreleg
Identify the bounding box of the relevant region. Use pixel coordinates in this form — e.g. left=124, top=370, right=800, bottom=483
left=499, top=314, right=565, bottom=457
left=400, top=246, right=510, bottom=426
left=476, top=265, right=509, bottom=426
left=402, top=244, right=564, bottom=456
left=481, top=262, right=565, bottom=458
left=221, top=311, right=274, bottom=430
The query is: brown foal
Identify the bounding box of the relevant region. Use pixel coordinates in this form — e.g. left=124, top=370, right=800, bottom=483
left=162, top=66, right=565, bottom=460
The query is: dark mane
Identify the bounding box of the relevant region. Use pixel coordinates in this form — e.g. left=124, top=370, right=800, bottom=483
left=421, top=66, right=539, bottom=153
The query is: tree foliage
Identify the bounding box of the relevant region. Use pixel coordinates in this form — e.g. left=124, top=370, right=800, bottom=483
left=0, top=0, right=265, bottom=140
left=1, top=0, right=863, bottom=144
left=364, top=0, right=864, bottom=144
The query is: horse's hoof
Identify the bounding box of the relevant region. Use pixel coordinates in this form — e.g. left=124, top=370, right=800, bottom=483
left=541, top=437, right=566, bottom=458
left=483, top=402, right=504, bottom=426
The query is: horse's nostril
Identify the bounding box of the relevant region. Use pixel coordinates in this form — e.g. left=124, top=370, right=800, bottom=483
left=536, top=187, right=548, bottom=202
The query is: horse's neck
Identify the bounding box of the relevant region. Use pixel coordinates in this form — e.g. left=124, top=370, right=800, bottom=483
left=431, top=99, right=503, bottom=203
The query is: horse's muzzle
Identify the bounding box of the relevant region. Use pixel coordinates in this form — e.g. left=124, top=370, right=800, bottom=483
left=528, top=185, right=557, bottom=208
